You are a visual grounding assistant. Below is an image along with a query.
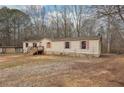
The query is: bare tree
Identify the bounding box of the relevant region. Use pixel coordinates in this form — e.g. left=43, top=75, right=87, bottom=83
left=96, top=5, right=124, bottom=53
left=0, top=7, right=31, bottom=46
left=25, top=5, right=46, bottom=39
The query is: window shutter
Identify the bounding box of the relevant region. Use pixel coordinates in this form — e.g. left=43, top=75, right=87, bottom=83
left=86, top=41, right=89, bottom=49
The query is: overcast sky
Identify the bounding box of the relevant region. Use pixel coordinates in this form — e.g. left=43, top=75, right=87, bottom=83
left=0, top=5, right=25, bottom=10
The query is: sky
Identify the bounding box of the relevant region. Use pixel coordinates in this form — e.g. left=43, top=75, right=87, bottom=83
left=0, top=5, right=106, bottom=33
left=0, top=5, right=94, bottom=19
left=0, top=5, right=96, bottom=25
left=0, top=5, right=94, bottom=13
left=0, top=5, right=25, bottom=10
left=0, top=5, right=56, bottom=12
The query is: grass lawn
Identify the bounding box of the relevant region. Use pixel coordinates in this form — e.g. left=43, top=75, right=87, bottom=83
left=0, top=54, right=124, bottom=87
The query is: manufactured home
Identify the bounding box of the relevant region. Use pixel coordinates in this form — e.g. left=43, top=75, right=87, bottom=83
left=0, top=46, right=23, bottom=54
left=23, top=37, right=101, bottom=57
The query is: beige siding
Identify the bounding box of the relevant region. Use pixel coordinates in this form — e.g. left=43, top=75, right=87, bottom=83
left=0, top=48, right=2, bottom=53
left=23, top=41, right=41, bottom=53
left=6, top=48, right=15, bottom=53
left=45, top=40, right=100, bottom=56
left=23, top=38, right=101, bottom=57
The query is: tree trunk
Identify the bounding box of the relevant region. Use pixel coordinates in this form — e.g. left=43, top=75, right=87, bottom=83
left=107, top=16, right=111, bottom=53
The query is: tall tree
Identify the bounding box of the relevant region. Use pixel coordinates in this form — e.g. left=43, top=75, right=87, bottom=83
left=25, top=5, right=46, bottom=39
left=0, top=7, right=31, bottom=46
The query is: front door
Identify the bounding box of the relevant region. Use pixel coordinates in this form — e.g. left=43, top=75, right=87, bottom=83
left=37, top=46, right=44, bottom=55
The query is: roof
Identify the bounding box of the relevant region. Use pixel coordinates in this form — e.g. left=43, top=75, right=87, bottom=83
left=24, top=36, right=100, bottom=42
left=24, top=40, right=42, bottom=42
left=52, top=36, right=100, bottom=41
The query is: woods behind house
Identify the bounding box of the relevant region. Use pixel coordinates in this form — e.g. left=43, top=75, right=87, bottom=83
left=0, top=5, right=124, bottom=53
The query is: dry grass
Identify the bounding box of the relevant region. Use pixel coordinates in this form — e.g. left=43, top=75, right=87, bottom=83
left=0, top=54, right=124, bottom=87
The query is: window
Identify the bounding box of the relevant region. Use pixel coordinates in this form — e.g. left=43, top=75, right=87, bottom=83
left=33, top=43, right=37, bottom=47
left=65, top=42, right=70, bottom=49
left=39, top=42, right=42, bottom=46
left=46, top=42, right=51, bottom=48
left=26, top=43, right=28, bottom=47
left=81, top=41, right=87, bottom=49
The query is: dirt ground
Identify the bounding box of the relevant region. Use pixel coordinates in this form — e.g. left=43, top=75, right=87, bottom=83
left=0, top=54, right=124, bottom=87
